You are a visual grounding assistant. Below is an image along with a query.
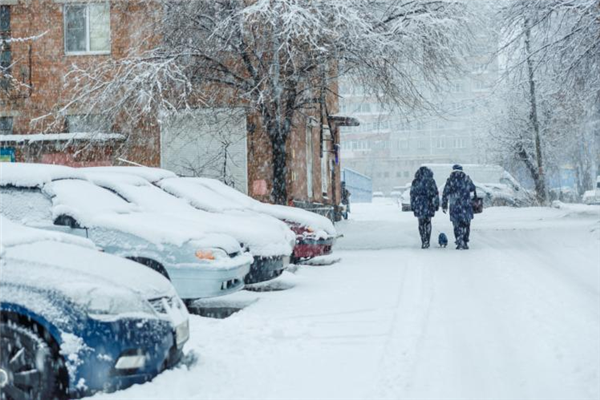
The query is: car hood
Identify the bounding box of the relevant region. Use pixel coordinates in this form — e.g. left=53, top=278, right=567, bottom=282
left=3, top=240, right=175, bottom=301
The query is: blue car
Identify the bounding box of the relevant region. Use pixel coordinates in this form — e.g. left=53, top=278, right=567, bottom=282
left=0, top=217, right=190, bottom=399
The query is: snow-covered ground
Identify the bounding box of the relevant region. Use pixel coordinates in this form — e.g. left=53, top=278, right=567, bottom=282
left=94, top=200, right=600, bottom=400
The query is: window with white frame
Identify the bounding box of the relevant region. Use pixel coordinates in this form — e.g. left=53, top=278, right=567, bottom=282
left=64, top=3, right=110, bottom=54
left=436, top=137, right=446, bottom=149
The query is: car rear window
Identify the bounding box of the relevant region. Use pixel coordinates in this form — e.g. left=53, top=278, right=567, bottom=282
left=0, top=186, right=53, bottom=224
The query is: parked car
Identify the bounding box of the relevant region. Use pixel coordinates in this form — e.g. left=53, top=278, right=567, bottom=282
left=583, top=176, right=600, bottom=205
left=1, top=217, right=189, bottom=398
left=549, top=187, right=580, bottom=204
left=85, top=166, right=338, bottom=263
left=372, top=191, right=385, bottom=199
left=83, top=170, right=295, bottom=284
left=423, top=163, right=535, bottom=207
left=0, top=163, right=253, bottom=300
left=401, top=189, right=412, bottom=211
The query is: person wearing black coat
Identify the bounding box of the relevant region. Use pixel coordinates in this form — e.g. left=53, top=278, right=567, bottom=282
left=442, top=164, right=477, bottom=250
left=410, top=166, right=440, bottom=249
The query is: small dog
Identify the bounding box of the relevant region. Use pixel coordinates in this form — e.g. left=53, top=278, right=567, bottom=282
left=438, top=233, right=448, bottom=248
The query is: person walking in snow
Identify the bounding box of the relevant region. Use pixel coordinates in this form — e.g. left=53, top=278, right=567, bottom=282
left=341, top=181, right=351, bottom=220
left=442, top=164, right=477, bottom=250
left=410, top=166, right=440, bottom=249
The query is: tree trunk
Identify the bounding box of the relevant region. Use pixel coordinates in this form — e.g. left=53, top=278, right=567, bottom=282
left=270, top=126, right=288, bottom=205
left=524, top=22, right=548, bottom=204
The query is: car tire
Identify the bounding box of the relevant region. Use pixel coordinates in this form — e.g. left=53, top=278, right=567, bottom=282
left=0, top=322, right=62, bottom=400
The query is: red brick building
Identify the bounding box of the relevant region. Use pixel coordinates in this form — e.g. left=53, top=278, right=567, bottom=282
left=0, top=0, right=354, bottom=215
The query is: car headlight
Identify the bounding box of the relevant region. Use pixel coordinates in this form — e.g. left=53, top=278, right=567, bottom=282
left=82, top=288, right=155, bottom=318
left=195, top=248, right=227, bottom=261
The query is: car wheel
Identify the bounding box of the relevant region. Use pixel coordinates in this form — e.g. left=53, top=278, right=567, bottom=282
left=0, top=322, right=61, bottom=400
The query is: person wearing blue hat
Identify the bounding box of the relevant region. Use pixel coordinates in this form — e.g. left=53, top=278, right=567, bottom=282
left=442, top=164, right=477, bottom=249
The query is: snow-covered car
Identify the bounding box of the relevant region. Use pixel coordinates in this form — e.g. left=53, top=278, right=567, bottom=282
left=83, top=170, right=295, bottom=284
left=0, top=163, right=253, bottom=300
left=401, top=189, right=412, bottom=211
left=549, top=187, right=580, bottom=203
left=372, top=191, right=384, bottom=198
left=0, top=217, right=189, bottom=398
left=583, top=177, right=600, bottom=205
left=423, top=163, right=535, bottom=207
left=84, top=166, right=338, bottom=263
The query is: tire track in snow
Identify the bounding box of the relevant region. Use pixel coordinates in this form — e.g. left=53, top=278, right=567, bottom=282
left=371, top=253, right=435, bottom=399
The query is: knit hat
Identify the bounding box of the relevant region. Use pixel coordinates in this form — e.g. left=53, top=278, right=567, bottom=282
left=452, top=164, right=463, bottom=171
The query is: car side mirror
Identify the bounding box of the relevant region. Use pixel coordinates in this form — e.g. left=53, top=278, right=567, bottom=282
left=54, top=215, right=84, bottom=229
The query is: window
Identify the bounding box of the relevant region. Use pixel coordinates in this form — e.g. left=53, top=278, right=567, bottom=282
left=0, top=116, right=12, bottom=135
left=0, top=187, right=53, bottom=224
left=453, top=137, right=466, bottom=149
left=384, top=172, right=389, bottom=178
left=396, top=171, right=402, bottom=178
left=0, top=6, right=10, bottom=89
left=64, top=3, right=110, bottom=54
left=403, top=171, right=409, bottom=178
left=436, top=137, right=446, bottom=149
left=66, top=114, right=111, bottom=132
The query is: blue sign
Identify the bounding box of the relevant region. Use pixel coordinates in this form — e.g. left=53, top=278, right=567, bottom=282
left=0, top=147, right=15, bottom=162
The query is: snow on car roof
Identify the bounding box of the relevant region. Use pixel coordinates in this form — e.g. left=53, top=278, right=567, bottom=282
left=1, top=217, right=174, bottom=307
left=5, top=240, right=174, bottom=301
left=159, top=178, right=250, bottom=213
left=46, top=179, right=137, bottom=219
left=0, top=162, right=84, bottom=188
left=81, top=166, right=177, bottom=183
left=161, top=177, right=336, bottom=237
left=42, top=179, right=242, bottom=252
left=0, top=215, right=94, bottom=251
left=84, top=172, right=295, bottom=257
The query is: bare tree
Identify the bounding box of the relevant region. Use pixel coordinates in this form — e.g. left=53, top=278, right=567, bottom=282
left=489, top=0, right=600, bottom=202
left=55, top=0, right=473, bottom=204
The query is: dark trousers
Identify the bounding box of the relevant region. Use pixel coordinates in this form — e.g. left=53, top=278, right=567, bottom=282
left=418, top=218, right=432, bottom=245
left=453, top=221, right=471, bottom=246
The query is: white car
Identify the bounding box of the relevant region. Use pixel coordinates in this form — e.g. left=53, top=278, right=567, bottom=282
left=85, top=166, right=338, bottom=263
left=583, top=177, right=600, bottom=205
left=0, top=163, right=253, bottom=300
left=83, top=170, right=296, bottom=283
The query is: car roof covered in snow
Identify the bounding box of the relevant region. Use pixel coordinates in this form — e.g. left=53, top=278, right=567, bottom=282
left=160, top=177, right=336, bottom=238
left=1, top=217, right=175, bottom=301
left=83, top=171, right=295, bottom=257
left=0, top=162, right=85, bottom=188
left=81, top=166, right=177, bottom=183
left=0, top=214, right=94, bottom=251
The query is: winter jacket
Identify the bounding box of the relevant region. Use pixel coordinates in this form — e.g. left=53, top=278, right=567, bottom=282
left=410, top=167, right=440, bottom=218
left=442, top=170, right=477, bottom=223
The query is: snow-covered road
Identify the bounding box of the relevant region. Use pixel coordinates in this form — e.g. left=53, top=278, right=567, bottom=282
left=95, top=201, right=600, bottom=400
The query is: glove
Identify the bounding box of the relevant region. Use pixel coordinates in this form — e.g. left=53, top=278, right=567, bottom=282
left=442, top=208, right=447, bottom=214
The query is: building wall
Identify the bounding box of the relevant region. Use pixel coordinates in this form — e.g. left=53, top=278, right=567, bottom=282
left=1, top=0, right=342, bottom=209
left=0, top=0, right=158, bottom=165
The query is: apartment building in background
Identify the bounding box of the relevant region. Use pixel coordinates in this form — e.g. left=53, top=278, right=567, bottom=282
left=339, top=34, right=499, bottom=193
